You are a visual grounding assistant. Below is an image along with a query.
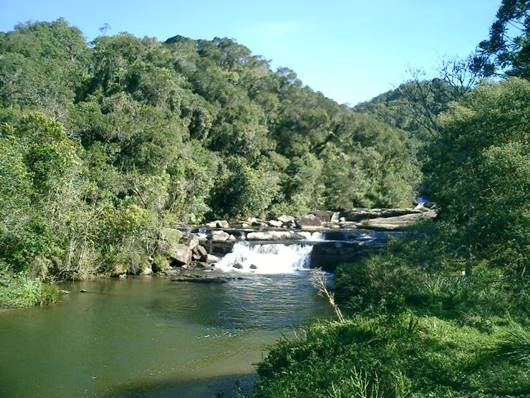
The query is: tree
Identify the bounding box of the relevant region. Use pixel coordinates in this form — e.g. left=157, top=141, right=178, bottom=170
left=472, top=0, right=530, bottom=78
left=425, top=78, right=530, bottom=278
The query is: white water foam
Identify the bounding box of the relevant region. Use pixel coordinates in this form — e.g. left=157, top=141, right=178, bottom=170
left=214, top=242, right=313, bottom=274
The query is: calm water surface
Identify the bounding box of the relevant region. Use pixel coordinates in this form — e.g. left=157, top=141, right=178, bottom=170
left=0, top=273, right=331, bottom=398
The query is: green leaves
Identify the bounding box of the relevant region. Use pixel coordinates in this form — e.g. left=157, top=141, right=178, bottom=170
left=425, top=78, right=530, bottom=275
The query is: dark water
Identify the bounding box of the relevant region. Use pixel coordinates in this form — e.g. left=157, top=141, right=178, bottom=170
left=0, top=274, right=331, bottom=398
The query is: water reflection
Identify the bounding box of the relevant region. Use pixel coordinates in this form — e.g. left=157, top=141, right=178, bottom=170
left=148, top=271, right=330, bottom=331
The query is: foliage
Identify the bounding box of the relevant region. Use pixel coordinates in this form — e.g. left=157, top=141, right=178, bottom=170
left=425, top=78, right=530, bottom=278
left=0, top=269, right=60, bottom=309
left=472, top=0, right=530, bottom=78
left=0, top=20, right=420, bottom=281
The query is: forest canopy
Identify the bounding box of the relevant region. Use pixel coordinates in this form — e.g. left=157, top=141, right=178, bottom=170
left=0, top=19, right=420, bottom=279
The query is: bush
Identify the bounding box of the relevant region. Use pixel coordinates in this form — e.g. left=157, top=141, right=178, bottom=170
left=0, top=270, right=60, bottom=309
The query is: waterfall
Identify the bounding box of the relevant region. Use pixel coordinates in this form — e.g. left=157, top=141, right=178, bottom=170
left=214, top=242, right=313, bottom=274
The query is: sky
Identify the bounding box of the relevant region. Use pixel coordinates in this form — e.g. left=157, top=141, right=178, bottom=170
left=1, top=0, right=502, bottom=105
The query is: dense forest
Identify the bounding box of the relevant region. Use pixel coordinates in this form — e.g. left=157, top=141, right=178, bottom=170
left=0, top=18, right=421, bottom=292
left=0, top=0, right=529, bottom=396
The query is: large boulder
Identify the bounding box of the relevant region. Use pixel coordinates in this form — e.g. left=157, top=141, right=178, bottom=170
left=268, top=220, right=283, bottom=228
left=212, top=230, right=231, bottom=242
left=187, top=235, right=200, bottom=250
left=344, top=208, right=421, bottom=222
left=206, top=254, right=220, bottom=263
left=295, top=214, right=323, bottom=229
left=170, top=244, right=192, bottom=266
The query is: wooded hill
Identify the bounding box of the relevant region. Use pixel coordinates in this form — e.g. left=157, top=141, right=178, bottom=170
left=0, top=20, right=420, bottom=279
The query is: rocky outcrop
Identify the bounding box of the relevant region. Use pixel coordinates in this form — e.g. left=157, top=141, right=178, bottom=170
left=343, top=208, right=423, bottom=222
left=360, top=210, right=436, bottom=230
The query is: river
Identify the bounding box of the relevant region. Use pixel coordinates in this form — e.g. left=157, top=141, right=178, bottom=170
left=0, top=273, right=331, bottom=398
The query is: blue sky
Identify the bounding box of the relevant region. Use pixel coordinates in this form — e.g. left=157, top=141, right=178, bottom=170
left=1, top=0, right=501, bottom=105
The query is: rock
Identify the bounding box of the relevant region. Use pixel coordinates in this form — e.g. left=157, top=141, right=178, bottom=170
left=344, top=208, right=421, bottom=222
left=170, top=243, right=192, bottom=266
left=187, top=235, right=200, bottom=250
left=142, top=266, right=153, bottom=276
left=249, top=264, right=258, bottom=270
left=206, top=220, right=230, bottom=229
left=339, top=217, right=346, bottom=223
left=295, top=214, right=323, bottom=228
left=360, top=211, right=436, bottom=230
left=277, top=215, right=295, bottom=224
left=268, top=220, right=283, bottom=228
left=192, top=253, right=201, bottom=261
left=119, top=273, right=127, bottom=279
left=212, top=230, right=230, bottom=242
left=228, top=234, right=236, bottom=241
left=233, top=263, right=243, bottom=269
left=312, top=210, right=338, bottom=223
left=80, top=289, right=87, bottom=293
left=246, top=231, right=304, bottom=240
left=206, top=254, right=220, bottom=263
left=194, top=245, right=208, bottom=258
left=248, top=217, right=267, bottom=227
left=60, top=289, right=70, bottom=294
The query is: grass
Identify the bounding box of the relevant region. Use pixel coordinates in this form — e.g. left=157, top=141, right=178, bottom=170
left=0, top=270, right=60, bottom=309
left=251, top=314, right=530, bottom=398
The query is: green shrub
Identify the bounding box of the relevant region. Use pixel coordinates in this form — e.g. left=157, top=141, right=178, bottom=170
left=0, top=271, right=60, bottom=309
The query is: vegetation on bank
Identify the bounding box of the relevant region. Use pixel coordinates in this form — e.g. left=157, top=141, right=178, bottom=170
left=0, top=270, right=60, bottom=309
left=250, top=2, right=530, bottom=396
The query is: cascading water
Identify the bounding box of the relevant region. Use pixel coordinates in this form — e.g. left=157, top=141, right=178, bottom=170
left=214, top=242, right=313, bottom=274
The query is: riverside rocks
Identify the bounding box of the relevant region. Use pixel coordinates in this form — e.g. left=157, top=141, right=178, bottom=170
left=360, top=210, right=436, bottom=230
left=171, top=243, right=192, bottom=266
left=295, top=214, right=323, bottom=229
left=206, top=220, right=230, bottom=229
left=212, top=230, right=231, bottom=242
left=160, top=206, right=435, bottom=273
left=268, top=220, right=283, bottom=228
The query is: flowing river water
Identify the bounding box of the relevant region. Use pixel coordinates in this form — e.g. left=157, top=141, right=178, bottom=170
left=0, top=269, right=332, bottom=397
